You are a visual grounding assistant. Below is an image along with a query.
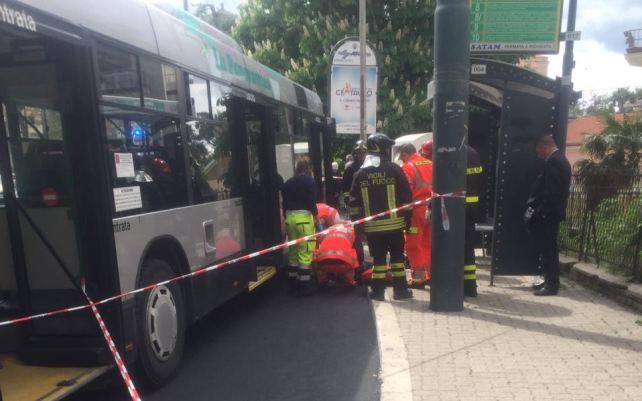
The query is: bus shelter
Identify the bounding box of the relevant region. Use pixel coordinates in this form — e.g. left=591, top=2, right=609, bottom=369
left=467, top=58, right=579, bottom=284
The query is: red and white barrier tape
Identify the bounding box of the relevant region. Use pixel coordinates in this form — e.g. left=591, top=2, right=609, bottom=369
left=0, top=190, right=465, bottom=329
left=82, top=280, right=142, bottom=401
left=0, top=190, right=464, bottom=401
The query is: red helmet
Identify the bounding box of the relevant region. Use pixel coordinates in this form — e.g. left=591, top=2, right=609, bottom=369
left=420, top=140, right=433, bottom=160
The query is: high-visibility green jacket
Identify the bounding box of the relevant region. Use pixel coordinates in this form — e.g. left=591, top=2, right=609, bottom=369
left=349, top=161, right=412, bottom=234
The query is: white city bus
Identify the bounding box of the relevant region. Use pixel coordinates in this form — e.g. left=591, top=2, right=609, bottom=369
left=0, top=1, right=332, bottom=399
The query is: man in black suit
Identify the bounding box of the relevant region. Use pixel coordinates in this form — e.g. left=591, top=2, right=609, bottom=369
left=525, top=135, right=572, bottom=296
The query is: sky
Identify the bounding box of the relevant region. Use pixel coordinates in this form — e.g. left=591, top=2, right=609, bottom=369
left=547, top=0, right=642, bottom=98
left=163, top=0, right=642, bottom=100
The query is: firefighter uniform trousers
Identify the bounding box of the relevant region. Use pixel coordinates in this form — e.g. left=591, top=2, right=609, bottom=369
left=285, top=210, right=316, bottom=284
left=464, top=204, right=477, bottom=290
left=368, top=231, right=406, bottom=289
left=464, top=147, right=483, bottom=296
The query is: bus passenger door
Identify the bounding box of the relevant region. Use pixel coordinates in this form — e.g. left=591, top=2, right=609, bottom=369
left=240, top=100, right=282, bottom=261
left=0, top=33, right=111, bottom=367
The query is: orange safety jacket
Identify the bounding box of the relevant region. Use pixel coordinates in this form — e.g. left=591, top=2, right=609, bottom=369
left=317, top=203, right=340, bottom=226
left=401, top=153, right=433, bottom=201
left=313, top=225, right=359, bottom=268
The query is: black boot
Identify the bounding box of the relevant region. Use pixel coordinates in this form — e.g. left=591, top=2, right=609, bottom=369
left=286, top=266, right=298, bottom=294
left=392, top=277, right=413, bottom=300
left=464, top=280, right=478, bottom=297
left=369, top=279, right=385, bottom=301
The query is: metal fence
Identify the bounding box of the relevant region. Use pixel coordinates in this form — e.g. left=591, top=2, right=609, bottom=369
left=559, top=175, right=642, bottom=281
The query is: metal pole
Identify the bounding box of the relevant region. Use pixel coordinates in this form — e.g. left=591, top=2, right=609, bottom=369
left=556, top=0, right=578, bottom=153
left=633, top=225, right=642, bottom=283
left=430, top=0, right=469, bottom=312
left=359, top=0, right=367, bottom=142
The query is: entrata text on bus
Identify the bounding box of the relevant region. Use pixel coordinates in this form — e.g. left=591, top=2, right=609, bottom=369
left=0, top=0, right=331, bottom=399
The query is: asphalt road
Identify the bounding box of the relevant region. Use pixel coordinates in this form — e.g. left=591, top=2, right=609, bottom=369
left=69, top=278, right=381, bottom=401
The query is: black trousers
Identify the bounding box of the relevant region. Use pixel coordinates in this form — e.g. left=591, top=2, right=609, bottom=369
left=366, top=231, right=405, bottom=266
left=464, top=207, right=477, bottom=282
left=533, top=219, right=561, bottom=290
left=366, top=231, right=406, bottom=286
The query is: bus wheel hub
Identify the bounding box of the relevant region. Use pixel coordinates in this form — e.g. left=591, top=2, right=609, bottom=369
left=146, top=285, right=177, bottom=361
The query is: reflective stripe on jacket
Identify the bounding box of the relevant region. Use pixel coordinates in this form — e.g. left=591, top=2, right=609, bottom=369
left=317, top=203, right=340, bottom=226
left=349, top=161, right=412, bottom=234
left=313, top=225, right=358, bottom=268
left=466, top=146, right=482, bottom=205
left=402, top=153, right=433, bottom=201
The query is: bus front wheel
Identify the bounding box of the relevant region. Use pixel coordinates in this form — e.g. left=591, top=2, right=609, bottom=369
left=136, top=258, right=186, bottom=388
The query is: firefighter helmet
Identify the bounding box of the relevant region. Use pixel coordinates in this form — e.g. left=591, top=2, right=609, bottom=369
left=420, top=140, right=433, bottom=160
left=367, top=133, right=395, bottom=161
left=354, top=140, right=367, bottom=152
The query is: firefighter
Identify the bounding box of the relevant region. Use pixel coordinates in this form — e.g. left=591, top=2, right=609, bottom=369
left=464, top=145, right=483, bottom=297
left=399, top=143, right=433, bottom=286
left=340, top=141, right=367, bottom=273
left=350, top=133, right=413, bottom=301
left=281, top=157, right=318, bottom=296
left=313, top=223, right=359, bottom=287
left=341, top=140, right=367, bottom=210
left=420, top=140, right=433, bottom=161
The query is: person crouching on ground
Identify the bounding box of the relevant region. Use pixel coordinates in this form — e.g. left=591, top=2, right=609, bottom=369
left=312, top=221, right=359, bottom=288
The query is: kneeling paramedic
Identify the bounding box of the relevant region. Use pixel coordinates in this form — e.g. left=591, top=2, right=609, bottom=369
left=350, top=133, right=413, bottom=301
left=317, top=202, right=341, bottom=228
left=281, top=157, right=318, bottom=296
left=312, top=223, right=359, bottom=287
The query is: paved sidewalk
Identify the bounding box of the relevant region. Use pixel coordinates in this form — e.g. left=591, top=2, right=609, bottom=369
left=377, top=266, right=642, bottom=401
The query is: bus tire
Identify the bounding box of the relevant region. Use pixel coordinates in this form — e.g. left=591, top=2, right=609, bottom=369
left=135, top=258, right=185, bottom=388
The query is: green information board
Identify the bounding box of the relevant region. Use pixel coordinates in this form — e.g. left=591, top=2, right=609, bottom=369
left=470, top=0, right=564, bottom=54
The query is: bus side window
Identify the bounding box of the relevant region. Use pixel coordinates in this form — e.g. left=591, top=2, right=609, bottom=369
left=101, top=110, right=188, bottom=214
left=186, top=80, right=238, bottom=203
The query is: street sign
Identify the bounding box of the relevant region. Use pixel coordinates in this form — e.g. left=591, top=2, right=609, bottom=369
left=561, top=31, right=582, bottom=41
left=470, top=0, right=564, bottom=54
left=328, top=38, right=379, bottom=135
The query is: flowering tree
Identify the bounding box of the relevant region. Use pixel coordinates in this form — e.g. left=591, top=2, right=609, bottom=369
left=233, top=0, right=437, bottom=138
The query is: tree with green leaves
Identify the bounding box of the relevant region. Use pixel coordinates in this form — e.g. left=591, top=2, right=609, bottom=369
left=233, top=0, right=436, bottom=138
left=576, top=115, right=642, bottom=210
left=572, top=87, right=642, bottom=117
left=194, top=2, right=237, bottom=35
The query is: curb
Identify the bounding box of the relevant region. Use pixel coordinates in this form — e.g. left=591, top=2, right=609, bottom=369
left=373, top=292, right=413, bottom=401
left=560, top=254, right=642, bottom=313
